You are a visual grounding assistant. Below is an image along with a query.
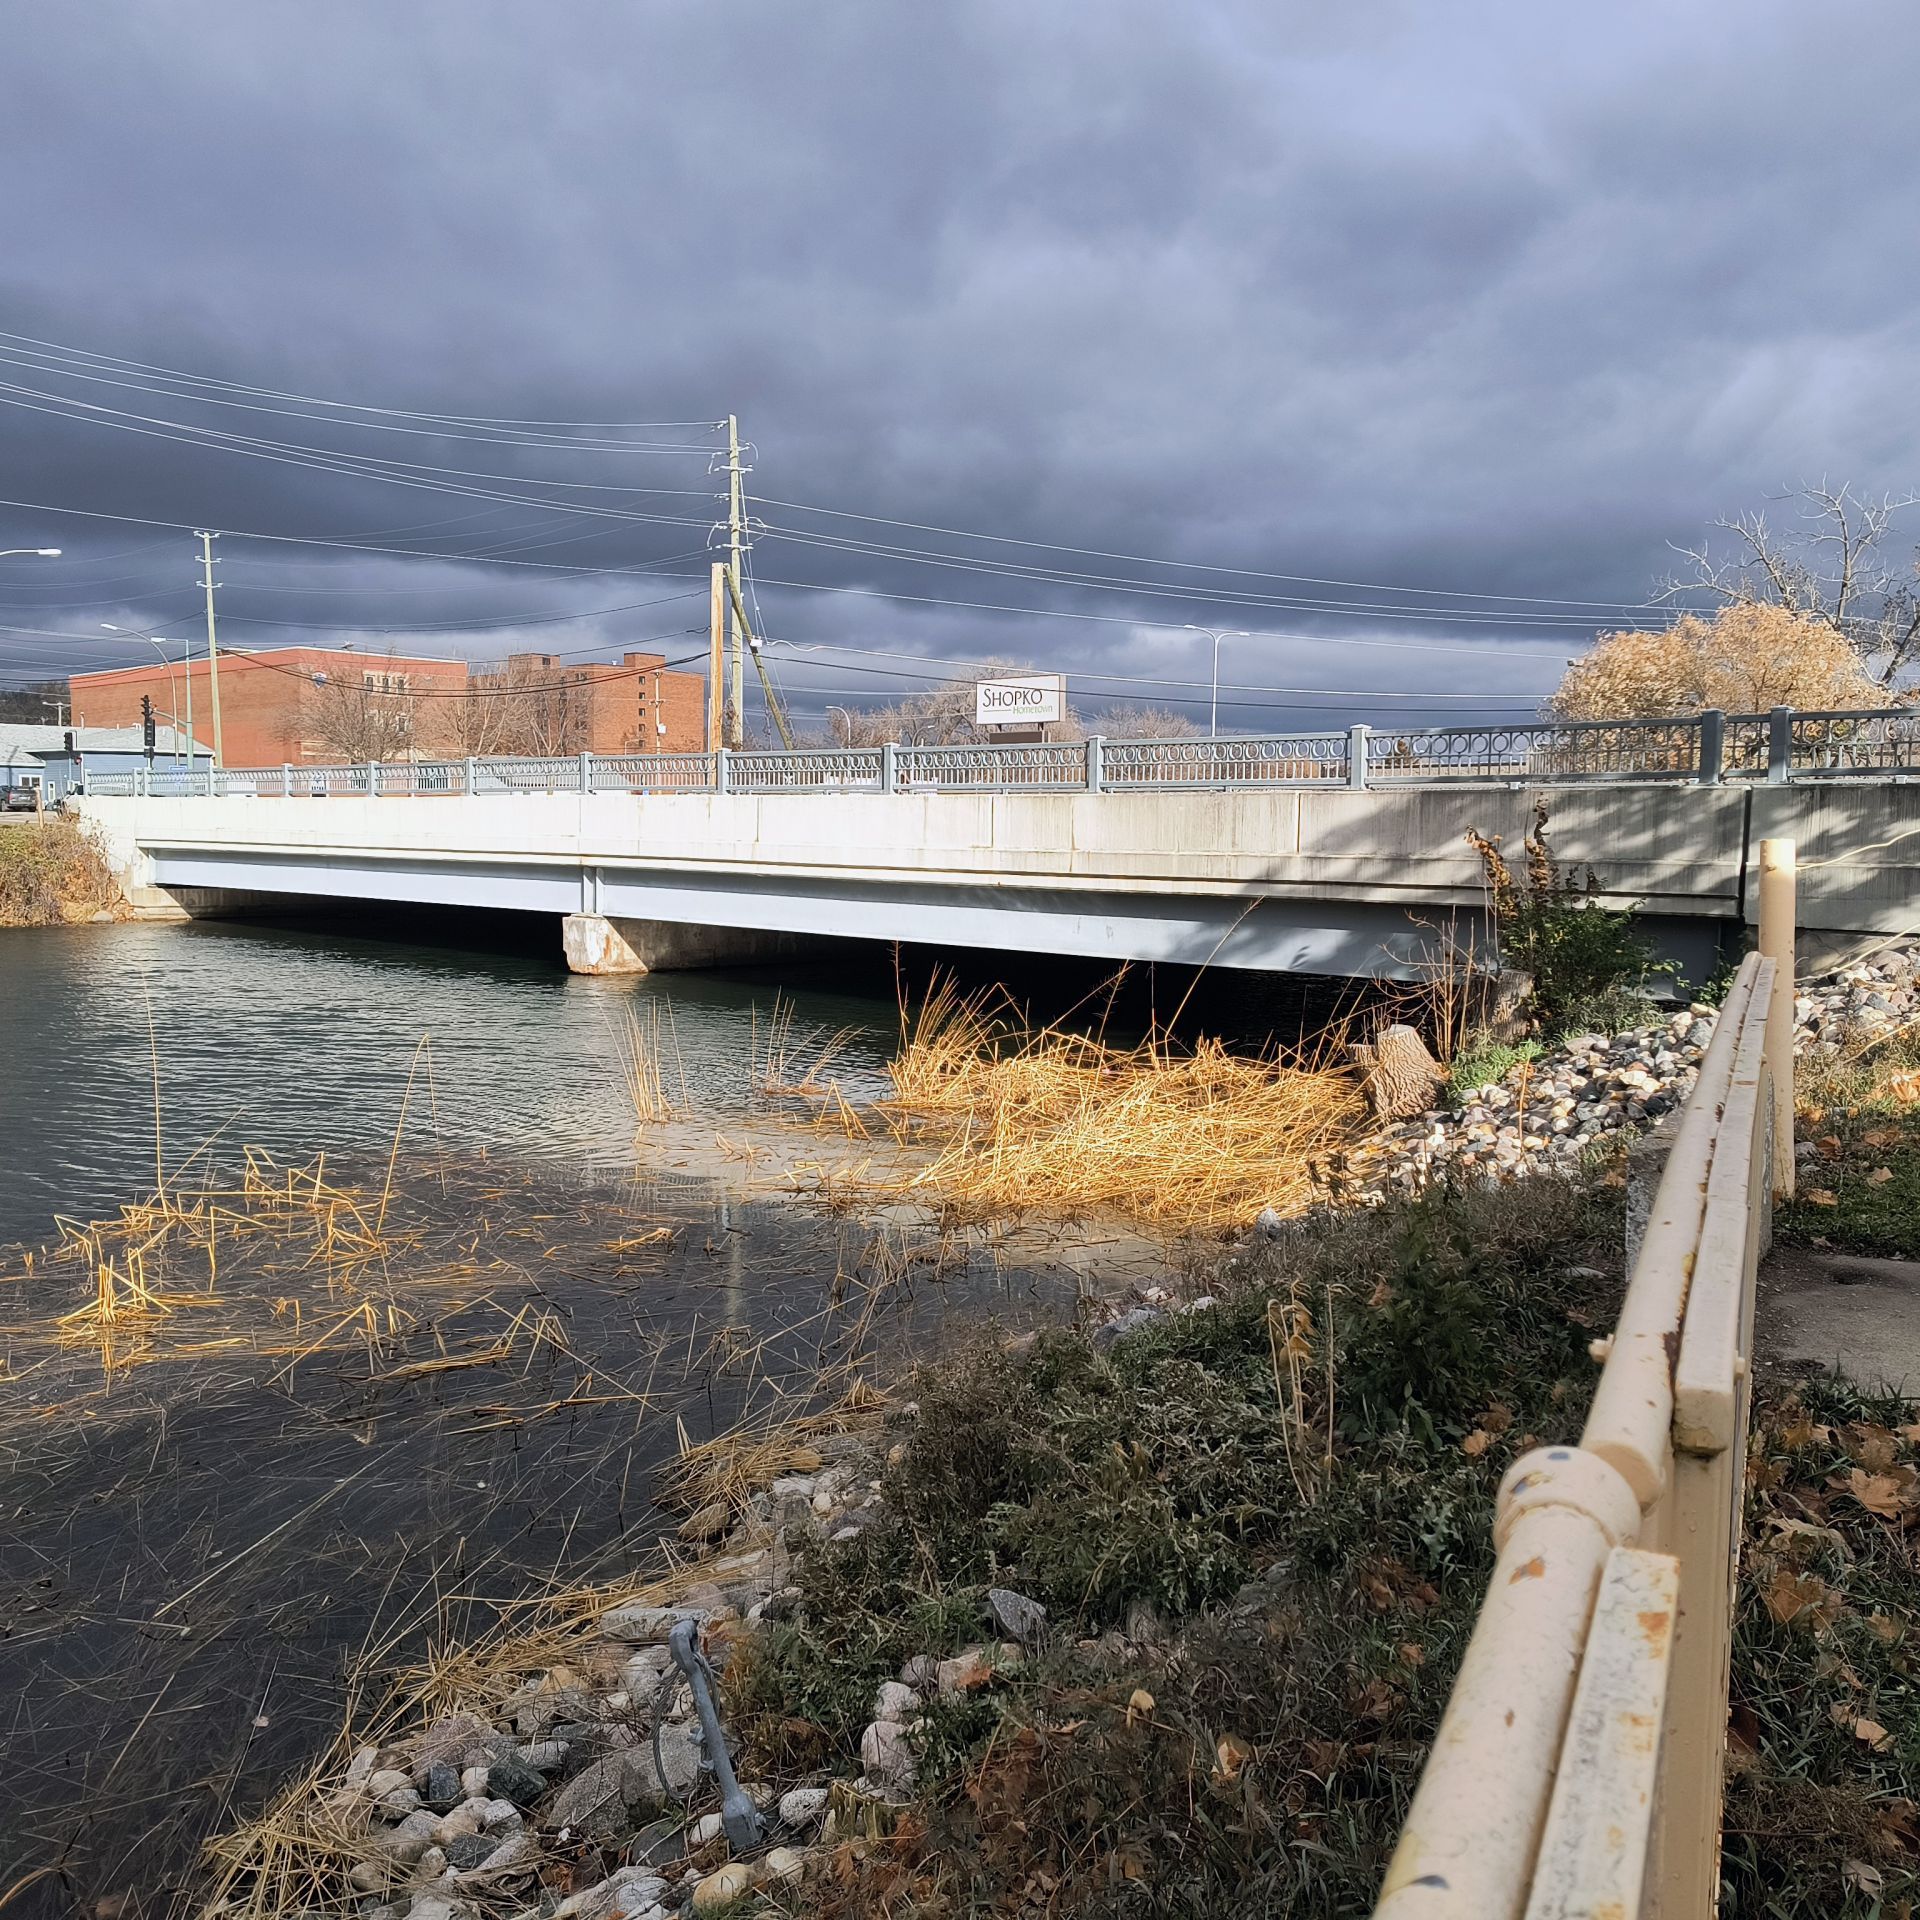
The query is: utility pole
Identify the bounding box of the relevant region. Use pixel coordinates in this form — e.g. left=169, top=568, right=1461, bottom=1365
left=726, top=415, right=746, bottom=748
left=197, top=530, right=225, bottom=767
left=707, top=562, right=726, bottom=752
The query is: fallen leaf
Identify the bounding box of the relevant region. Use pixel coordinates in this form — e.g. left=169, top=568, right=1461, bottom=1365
left=1867, top=1166, right=1896, bottom=1186
left=1849, top=1466, right=1920, bottom=1518
left=1765, top=1567, right=1842, bottom=1628
left=1461, top=1429, right=1492, bottom=1458
left=1805, top=1189, right=1839, bottom=1207
left=1867, top=1612, right=1904, bottom=1646
left=1124, top=1688, right=1155, bottom=1726
left=1214, top=1733, right=1254, bottom=1781
left=1862, top=1126, right=1901, bottom=1148
left=1855, top=1717, right=1896, bottom=1752
left=1900, top=1423, right=1920, bottom=1446
left=1481, top=1402, right=1514, bottom=1434
left=1396, top=1642, right=1425, bottom=1669
left=1844, top=1858, right=1885, bottom=1896
left=1848, top=1424, right=1901, bottom=1472
left=1816, top=1135, right=1844, bottom=1159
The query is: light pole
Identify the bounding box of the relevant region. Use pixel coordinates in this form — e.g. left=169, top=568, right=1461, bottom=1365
left=102, top=626, right=186, bottom=764
left=1183, top=625, right=1250, bottom=739
left=0, top=547, right=61, bottom=558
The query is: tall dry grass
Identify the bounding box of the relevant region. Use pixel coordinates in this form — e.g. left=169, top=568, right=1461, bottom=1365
left=877, top=978, right=1367, bottom=1233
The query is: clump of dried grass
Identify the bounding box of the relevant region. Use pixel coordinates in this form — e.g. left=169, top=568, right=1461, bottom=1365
left=877, top=979, right=1367, bottom=1233
left=661, top=1379, right=889, bottom=1533
left=609, top=1003, right=686, bottom=1127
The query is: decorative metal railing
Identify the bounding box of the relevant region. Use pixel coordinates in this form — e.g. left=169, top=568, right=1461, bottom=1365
left=897, top=741, right=1090, bottom=789
left=74, top=705, right=1920, bottom=800
left=1103, top=733, right=1349, bottom=786
left=730, top=748, right=885, bottom=792
left=1365, top=718, right=1701, bottom=783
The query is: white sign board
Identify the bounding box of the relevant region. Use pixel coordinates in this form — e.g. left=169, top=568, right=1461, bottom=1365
left=975, top=674, right=1066, bottom=729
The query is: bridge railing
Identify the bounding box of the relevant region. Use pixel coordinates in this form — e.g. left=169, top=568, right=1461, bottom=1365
left=1371, top=882, right=1793, bottom=1920
left=75, top=707, right=1920, bottom=799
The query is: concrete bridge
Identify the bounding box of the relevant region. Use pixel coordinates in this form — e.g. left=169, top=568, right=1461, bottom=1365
left=77, top=767, right=1920, bottom=980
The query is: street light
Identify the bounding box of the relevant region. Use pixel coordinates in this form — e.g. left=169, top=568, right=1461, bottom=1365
left=103, top=624, right=189, bottom=765
left=0, top=547, right=61, bottom=557
left=1182, top=625, right=1251, bottom=739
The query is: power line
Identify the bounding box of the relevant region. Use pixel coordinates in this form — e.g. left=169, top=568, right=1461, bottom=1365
left=755, top=491, right=1692, bottom=614
left=752, top=519, right=1646, bottom=628
left=0, top=331, right=724, bottom=439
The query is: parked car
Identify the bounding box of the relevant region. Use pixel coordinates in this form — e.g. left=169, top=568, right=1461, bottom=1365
left=1, top=783, right=39, bottom=812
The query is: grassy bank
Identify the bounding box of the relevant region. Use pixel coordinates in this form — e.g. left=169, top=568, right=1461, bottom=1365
left=726, top=1176, right=1916, bottom=1918
left=0, top=815, right=123, bottom=925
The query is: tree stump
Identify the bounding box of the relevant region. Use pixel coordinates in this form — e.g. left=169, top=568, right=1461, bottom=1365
left=1351, top=1023, right=1444, bottom=1119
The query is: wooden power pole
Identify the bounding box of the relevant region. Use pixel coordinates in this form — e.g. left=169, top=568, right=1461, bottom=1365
left=707, top=562, right=726, bottom=752
left=726, top=415, right=746, bottom=748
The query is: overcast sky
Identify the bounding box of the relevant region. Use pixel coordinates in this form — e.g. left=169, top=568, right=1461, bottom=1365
left=2, top=0, right=1916, bottom=733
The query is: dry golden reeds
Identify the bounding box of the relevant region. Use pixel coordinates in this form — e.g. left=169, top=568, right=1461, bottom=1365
left=875, top=981, right=1367, bottom=1233
left=609, top=1003, right=683, bottom=1127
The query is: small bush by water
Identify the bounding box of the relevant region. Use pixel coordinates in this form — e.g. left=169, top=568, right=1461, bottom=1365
left=0, top=816, right=123, bottom=925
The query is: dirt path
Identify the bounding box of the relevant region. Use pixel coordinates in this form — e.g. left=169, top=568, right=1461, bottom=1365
left=1759, top=1243, right=1920, bottom=1394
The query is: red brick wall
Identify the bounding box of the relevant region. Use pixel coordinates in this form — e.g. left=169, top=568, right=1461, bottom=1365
left=70, top=649, right=468, bottom=764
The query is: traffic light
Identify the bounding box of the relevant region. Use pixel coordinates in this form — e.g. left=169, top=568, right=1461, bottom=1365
left=141, top=694, right=156, bottom=762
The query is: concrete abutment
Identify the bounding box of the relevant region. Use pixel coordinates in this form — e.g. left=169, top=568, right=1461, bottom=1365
left=559, top=912, right=822, bottom=976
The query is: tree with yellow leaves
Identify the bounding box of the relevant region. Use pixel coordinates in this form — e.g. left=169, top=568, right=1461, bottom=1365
left=1549, top=602, right=1890, bottom=718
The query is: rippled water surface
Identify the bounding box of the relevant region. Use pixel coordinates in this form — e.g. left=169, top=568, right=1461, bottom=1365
left=0, top=917, right=1111, bottom=1920
left=0, top=917, right=908, bottom=1248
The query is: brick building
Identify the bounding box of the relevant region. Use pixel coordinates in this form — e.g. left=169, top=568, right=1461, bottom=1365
left=468, top=651, right=709, bottom=755
left=69, top=644, right=710, bottom=764
left=69, top=646, right=469, bottom=766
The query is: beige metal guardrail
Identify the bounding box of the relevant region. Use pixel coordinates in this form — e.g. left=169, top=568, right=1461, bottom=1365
left=1373, top=842, right=1797, bottom=1920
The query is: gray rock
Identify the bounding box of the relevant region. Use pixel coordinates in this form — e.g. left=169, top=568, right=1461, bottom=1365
left=777, top=1786, right=829, bottom=1829
left=424, top=1763, right=460, bottom=1813
left=546, top=1755, right=630, bottom=1838
left=373, top=1812, right=440, bottom=1866
left=1090, top=1304, right=1165, bottom=1351
left=555, top=1868, right=669, bottom=1920
left=600, top=1603, right=708, bottom=1645
left=625, top=1817, right=686, bottom=1867
left=647, top=1720, right=705, bottom=1799
left=515, top=1740, right=568, bottom=1773
left=485, top=1757, right=547, bottom=1809
left=860, top=1719, right=917, bottom=1793
left=404, top=1898, right=473, bottom=1920
left=872, top=1681, right=921, bottom=1721
left=443, top=1836, right=495, bottom=1873
left=985, top=1586, right=1047, bottom=1645
left=452, top=1834, right=534, bottom=1884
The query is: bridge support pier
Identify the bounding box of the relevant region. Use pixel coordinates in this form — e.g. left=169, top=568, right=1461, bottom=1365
left=560, top=912, right=817, bottom=976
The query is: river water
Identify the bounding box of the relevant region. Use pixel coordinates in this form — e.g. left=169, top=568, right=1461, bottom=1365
left=0, top=918, right=1161, bottom=1920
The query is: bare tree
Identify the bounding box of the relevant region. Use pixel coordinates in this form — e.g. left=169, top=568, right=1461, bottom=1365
left=463, top=657, right=595, bottom=756
left=305, top=670, right=421, bottom=762
left=1094, top=704, right=1199, bottom=739
left=1661, top=482, right=1920, bottom=687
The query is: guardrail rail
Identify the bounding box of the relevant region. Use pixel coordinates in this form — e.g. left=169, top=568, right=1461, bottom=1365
left=1371, top=861, right=1793, bottom=1920
left=78, top=707, right=1920, bottom=799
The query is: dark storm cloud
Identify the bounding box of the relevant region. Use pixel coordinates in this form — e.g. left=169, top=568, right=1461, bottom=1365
left=1, top=0, right=1917, bottom=725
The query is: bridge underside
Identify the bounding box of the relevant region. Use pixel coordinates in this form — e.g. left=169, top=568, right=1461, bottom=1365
left=145, top=844, right=1485, bottom=979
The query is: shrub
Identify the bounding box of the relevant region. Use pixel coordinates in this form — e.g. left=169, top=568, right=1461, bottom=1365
left=1468, top=802, right=1668, bottom=1034
left=0, top=818, right=121, bottom=926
